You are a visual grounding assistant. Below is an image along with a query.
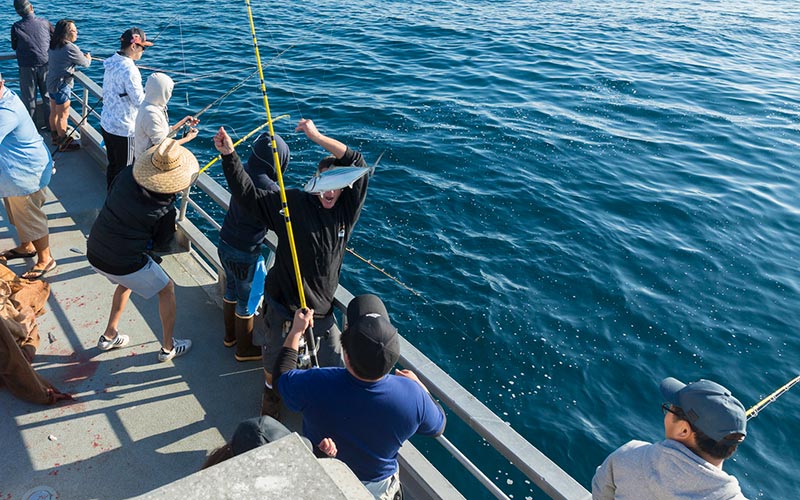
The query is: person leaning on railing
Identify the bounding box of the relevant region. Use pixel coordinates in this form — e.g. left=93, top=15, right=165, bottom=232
left=10, top=0, right=53, bottom=125
left=273, top=294, right=446, bottom=500
left=592, top=377, right=748, bottom=500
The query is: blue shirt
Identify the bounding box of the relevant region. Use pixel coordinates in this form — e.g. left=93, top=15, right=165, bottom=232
left=0, top=86, right=52, bottom=197
left=279, top=367, right=446, bottom=482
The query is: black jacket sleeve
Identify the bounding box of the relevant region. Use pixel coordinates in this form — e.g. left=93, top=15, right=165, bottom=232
left=272, top=346, right=298, bottom=391
left=221, top=151, right=278, bottom=230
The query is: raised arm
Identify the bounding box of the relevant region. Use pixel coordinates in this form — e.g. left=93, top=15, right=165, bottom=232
left=296, top=118, right=347, bottom=159
left=214, top=126, right=278, bottom=227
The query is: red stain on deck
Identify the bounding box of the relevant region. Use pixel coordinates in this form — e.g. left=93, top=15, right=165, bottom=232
left=62, top=351, right=99, bottom=383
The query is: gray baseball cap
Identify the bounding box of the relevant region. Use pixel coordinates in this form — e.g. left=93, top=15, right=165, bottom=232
left=660, top=377, right=746, bottom=442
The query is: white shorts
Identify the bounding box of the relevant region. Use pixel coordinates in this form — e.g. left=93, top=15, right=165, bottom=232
left=91, top=256, right=170, bottom=299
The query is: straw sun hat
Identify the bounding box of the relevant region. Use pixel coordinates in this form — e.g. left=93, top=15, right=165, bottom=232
left=133, top=139, right=199, bottom=194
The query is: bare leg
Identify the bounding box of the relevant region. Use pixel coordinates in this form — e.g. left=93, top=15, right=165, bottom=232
left=158, top=280, right=176, bottom=351
left=54, top=100, right=70, bottom=138
left=104, top=284, right=131, bottom=339
left=28, top=234, right=54, bottom=270
left=48, top=98, right=57, bottom=134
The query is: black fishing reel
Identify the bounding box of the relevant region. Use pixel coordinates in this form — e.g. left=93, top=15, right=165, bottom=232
left=295, top=332, right=319, bottom=370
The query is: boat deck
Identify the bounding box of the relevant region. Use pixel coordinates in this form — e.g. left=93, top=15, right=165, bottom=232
left=1, top=144, right=268, bottom=499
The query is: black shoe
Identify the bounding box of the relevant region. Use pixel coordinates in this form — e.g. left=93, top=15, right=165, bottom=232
left=260, top=387, right=281, bottom=420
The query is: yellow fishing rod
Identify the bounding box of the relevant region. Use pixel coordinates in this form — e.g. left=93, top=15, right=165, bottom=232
left=244, top=0, right=318, bottom=367
left=746, top=374, right=799, bottom=420
left=199, top=114, right=289, bottom=174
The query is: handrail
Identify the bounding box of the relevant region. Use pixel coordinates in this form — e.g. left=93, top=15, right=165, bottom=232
left=30, top=64, right=591, bottom=500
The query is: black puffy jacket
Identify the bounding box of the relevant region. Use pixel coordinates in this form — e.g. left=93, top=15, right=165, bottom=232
left=87, top=166, right=176, bottom=275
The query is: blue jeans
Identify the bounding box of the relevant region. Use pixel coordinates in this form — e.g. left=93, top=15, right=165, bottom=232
left=18, top=65, right=50, bottom=124
left=218, top=238, right=264, bottom=317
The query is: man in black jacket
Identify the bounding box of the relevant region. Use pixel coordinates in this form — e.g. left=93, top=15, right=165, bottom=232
left=87, top=139, right=198, bottom=362
left=10, top=0, right=52, bottom=124
left=213, top=119, right=371, bottom=418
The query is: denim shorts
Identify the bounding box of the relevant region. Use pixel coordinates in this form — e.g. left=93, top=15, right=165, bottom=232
left=218, top=238, right=264, bottom=317
left=51, top=83, right=71, bottom=105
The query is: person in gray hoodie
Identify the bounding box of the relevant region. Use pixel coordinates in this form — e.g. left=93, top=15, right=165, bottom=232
left=592, top=377, right=748, bottom=500
left=134, top=72, right=198, bottom=159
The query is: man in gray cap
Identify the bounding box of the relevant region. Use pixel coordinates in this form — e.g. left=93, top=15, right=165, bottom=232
left=592, top=377, right=748, bottom=500
left=273, top=294, right=446, bottom=500
left=10, top=0, right=53, bottom=126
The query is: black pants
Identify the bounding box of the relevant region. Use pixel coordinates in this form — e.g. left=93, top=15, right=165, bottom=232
left=101, top=128, right=134, bottom=189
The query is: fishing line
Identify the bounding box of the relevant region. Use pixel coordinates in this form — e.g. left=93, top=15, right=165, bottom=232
left=149, top=13, right=181, bottom=44
left=178, top=18, right=189, bottom=107
left=746, top=374, right=799, bottom=420
left=244, top=0, right=318, bottom=367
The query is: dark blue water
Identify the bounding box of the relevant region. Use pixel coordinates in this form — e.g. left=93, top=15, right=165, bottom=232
left=4, top=1, right=799, bottom=498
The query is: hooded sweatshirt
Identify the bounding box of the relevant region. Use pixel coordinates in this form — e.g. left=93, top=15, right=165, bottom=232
left=218, top=133, right=287, bottom=252
left=592, top=439, right=748, bottom=500
left=134, top=72, right=173, bottom=159
left=100, top=52, right=144, bottom=137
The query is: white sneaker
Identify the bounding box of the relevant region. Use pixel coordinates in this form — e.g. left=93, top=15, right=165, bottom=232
left=97, top=334, right=130, bottom=351
left=158, top=338, right=192, bottom=362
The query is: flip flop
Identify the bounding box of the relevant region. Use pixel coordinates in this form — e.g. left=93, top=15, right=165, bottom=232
left=0, top=249, right=37, bottom=262
left=21, top=260, right=57, bottom=280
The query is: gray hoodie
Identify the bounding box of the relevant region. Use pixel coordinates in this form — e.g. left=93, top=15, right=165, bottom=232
left=592, top=440, right=747, bottom=500
left=134, top=72, right=173, bottom=159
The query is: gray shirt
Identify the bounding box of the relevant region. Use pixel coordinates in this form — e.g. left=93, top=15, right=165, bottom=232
left=46, top=42, right=90, bottom=94
left=592, top=439, right=748, bottom=500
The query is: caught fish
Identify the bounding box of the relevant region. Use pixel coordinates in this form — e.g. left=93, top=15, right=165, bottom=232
left=304, top=166, right=372, bottom=193
left=303, top=151, right=384, bottom=193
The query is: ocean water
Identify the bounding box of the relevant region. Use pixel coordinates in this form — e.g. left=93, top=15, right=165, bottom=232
left=3, top=1, right=799, bottom=498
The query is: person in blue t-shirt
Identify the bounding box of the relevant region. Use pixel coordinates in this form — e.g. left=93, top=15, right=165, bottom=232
left=274, top=294, right=446, bottom=500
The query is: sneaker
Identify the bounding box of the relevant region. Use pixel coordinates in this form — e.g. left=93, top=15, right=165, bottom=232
left=158, top=338, right=192, bottom=362
left=97, top=334, right=130, bottom=351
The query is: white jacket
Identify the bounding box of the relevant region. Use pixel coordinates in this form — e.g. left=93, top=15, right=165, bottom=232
left=100, top=52, right=144, bottom=137
left=134, top=72, right=173, bottom=159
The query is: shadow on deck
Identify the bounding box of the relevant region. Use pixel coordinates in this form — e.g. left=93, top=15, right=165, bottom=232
left=0, top=141, right=265, bottom=500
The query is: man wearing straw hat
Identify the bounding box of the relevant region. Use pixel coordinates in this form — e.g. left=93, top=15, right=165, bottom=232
left=86, top=139, right=198, bottom=362
left=592, top=377, right=748, bottom=499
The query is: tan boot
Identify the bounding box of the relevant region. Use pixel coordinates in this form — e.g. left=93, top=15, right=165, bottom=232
left=223, top=300, right=237, bottom=347
left=234, top=315, right=262, bottom=362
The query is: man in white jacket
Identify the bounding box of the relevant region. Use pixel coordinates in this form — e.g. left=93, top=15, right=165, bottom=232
left=592, top=377, right=748, bottom=500
left=134, top=72, right=198, bottom=160
left=99, top=27, right=151, bottom=188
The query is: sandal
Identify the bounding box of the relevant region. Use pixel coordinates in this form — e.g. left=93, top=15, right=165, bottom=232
left=21, top=260, right=57, bottom=280
left=0, top=249, right=37, bottom=263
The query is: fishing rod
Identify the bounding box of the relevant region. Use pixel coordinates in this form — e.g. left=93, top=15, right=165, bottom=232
left=198, top=114, right=289, bottom=174
left=244, top=0, right=318, bottom=367
left=167, top=72, right=261, bottom=140
left=746, top=374, right=800, bottom=420
left=50, top=96, right=103, bottom=157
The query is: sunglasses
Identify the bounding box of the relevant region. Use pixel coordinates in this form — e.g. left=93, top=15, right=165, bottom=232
left=661, top=403, right=682, bottom=417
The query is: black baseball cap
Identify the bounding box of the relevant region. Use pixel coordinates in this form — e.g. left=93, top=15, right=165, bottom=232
left=342, top=294, right=399, bottom=379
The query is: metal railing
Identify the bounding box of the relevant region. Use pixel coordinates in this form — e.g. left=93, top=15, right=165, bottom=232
left=8, top=60, right=591, bottom=500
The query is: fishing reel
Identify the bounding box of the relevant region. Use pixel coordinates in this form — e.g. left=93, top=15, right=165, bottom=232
left=295, top=331, right=319, bottom=370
